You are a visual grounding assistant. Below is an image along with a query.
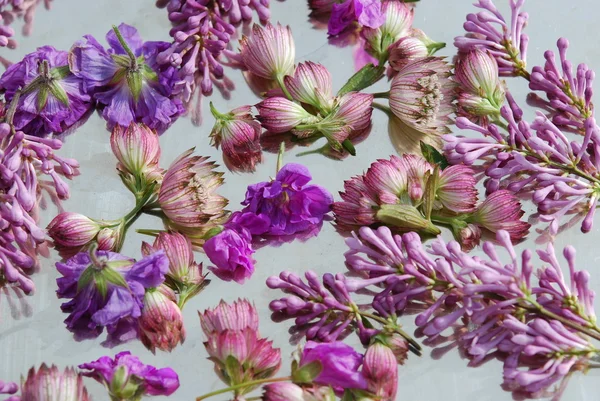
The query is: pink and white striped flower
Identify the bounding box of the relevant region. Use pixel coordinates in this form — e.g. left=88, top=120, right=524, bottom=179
left=240, top=23, right=295, bottom=81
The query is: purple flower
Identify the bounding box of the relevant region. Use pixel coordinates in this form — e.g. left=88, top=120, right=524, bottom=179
left=55, top=249, right=168, bottom=345
left=79, top=351, right=179, bottom=398
left=0, top=46, right=92, bottom=136
left=242, top=163, right=333, bottom=236
left=204, top=228, right=256, bottom=284
left=299, top=341, right=368, bottom=390
left=328, top=0, right=385, bottom=36
left=69, top=23, right=183, bottom=133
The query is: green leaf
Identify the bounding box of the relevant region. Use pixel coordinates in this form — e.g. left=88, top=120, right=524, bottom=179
left=420, top=141, right=449, bottom=170
left=422, top=166, right=439, bottom=220
left=127, top=71, right=143, bottom=103
left=337, top=64, right=385, bottom=97
left=48, top=80, right=69, bottom=106
left=292, top=360, right=322, bottom=384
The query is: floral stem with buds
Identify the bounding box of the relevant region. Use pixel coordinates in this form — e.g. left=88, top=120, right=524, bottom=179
left=196, top=376, right=292, bottom=401
left=523, top=300, right=600, bottom=342
left=358, top=310, right=422, bottom=354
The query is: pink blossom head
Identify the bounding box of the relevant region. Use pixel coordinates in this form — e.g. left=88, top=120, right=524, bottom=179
left=389, top=29, right=446, bottom=71
left=436, top=165, right=478, bottom=213
left=333, top=175, right=380, bottom=230
left=262, top=383, right=336, bottom=401
left=240, top=23, right=295, bottom=80
left=283, top=61, right=334, bottom=112
left=47, top=212, right=101, bottom=248
left=256, top=97, right=319, bottom=134
left=110, top=123, right=161, bottom=182
left=456, top=223, right=482, bottom=252
left=362, top=0, right=414, bottom=58
left=14, top=365, right=90, bottom=401
left=389, top=57, right=456, bottom=135
left=199, top=298, right=259, bottom=335
left=471, top=189, right=530, bottom=241
left=209, top=104, right=263, bottom=173
left=362, top=342, right=398, bottom=401
left=158, top=149, right=228, bottom=229
left=139, top=285, right=186, bottom=353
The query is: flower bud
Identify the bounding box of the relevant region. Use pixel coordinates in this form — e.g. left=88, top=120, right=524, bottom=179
left=470, top=189, right=530, bottom=241
left=263, top=383, right=336, bottom=401
left=362, top=342, right=398, bottom=401
left=139, top=285, right=185, bottom=353
left=96, top=226, right=122, bottom=251
left=389, top=29, right=446, bottom=71
left=256, top=97, right=320, bottom=134
left=110, top=122, right=161, bottom=180
left=240, top=23, right=295, bottom=80
left=143, top=231, right=204, bottom=285
left=47, top=212, right=101, bottom=248
left=362, top=0, right=413, bottom=58
left=17, top=364, right=91, bottom=401
left=385, top=334, right=409, bottom=365
left=456, top=223, right=482, bottom=252
left=283, top=61, right=334, bottom=112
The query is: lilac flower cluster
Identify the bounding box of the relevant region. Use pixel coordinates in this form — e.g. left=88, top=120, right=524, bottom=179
left=0, top=0, right=53, bottom=50
left=156, top=0, right=270, bottom=101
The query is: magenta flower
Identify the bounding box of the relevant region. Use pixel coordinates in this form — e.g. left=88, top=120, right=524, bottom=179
left=436, top=165, right=478, bottom=213
left=299, top=341, right=368, bottom=390
left=79, top=351, right=179, bottom=398
left=204, top=228, right=256, bottom=284
left=158, top=149, right=228, bottom=230
left=209, top=103, right=263, bottom=173
left=0, top=45, right=92, bottom=136
left=139, top=285, right=185, bottom=353
left=69, top=23, right=183, bottom=133
left=240, top=23, right=296, bottom=81
left=362, top=342, right=398, bottom=401
left=241, top=163, right=333, bottom=236
left=4, top=364, right=90, bottom=401
left=389, top=57, right=455, bottom=136
left=328, top=0, right=384, bottom=36
left=55, top=249, right=168, bottom=345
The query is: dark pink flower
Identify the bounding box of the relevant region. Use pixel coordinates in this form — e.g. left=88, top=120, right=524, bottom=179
left=240, top=23, right=295, bottom=81
left=4, top=364, right=90, bottom=401
left=204, top=228, right=256, bottom=284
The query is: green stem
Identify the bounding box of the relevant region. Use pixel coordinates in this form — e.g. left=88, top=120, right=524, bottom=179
left=359, top=310, right=422, bottom=353
left=196, top=377, right=291, bottom=401
left=136, top=228, right=163, bottom=237
left=371, top=91, right=390, bottom=99
left=275, top=73, right=293, bottom=101
left=5, top=89, right=21, bottom=127
left=276, top=141, right=285, bottom=173
left=112, top=25, right=138, bottom=69
left=209, top=102, right=229, bottom=120
left=372, top=102, right=392, bottom=116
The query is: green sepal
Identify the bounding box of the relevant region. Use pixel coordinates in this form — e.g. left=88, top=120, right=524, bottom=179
left=292, top=360, right=322, bottom=384
left=127, top=71, right=143, bottom=103
left=100, top=266, right=129, bottom=288
left=224, top=355, right=243, bottom=385
left=140, top=63, right=158, bottom=82
left=48, top=80, right=70, bottom=106
left=112, top=54, right=132, bottom=68
left=76, top=266, right=95, bottom=294
left=420, top=141, right=449, bottom=170
left=337, top=64, right=385, bottom=97
left=51, top=65, right=71, bottom=80
left=342, top=139, right=356, bottom=156
left=36, top=86, right=49, bottom=112
left=95, top=273, right=108, bottom=299
left=203, top=225, right=224, bottom=240
left=422, top=166, right=439, bottom=220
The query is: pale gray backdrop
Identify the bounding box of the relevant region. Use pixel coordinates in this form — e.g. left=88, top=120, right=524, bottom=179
left=1, top=1, right=600, bottom=400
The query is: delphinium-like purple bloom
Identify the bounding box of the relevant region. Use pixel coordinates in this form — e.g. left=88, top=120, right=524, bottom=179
left=454, top=0, right=529, bottom=78
left=79, top=351, right=180, bottom=398
left=69, top=23, right=184, bottom=133
left=0, top=0, right=53, bottom=49
left=342, top=226, right=600, bottom=398
left=528, top=38, right=595, bottom=134
left=328, top=0, right=384, bottom=36
left=241, top=163, right=333, bottom=236
left=445, top=93, right=600, bottom=234
left=0, top=46, right=92, bottom=136
left=2, top=364, right=91, bottom=401
left=55, top=249, right=168, bottom=345
left=199, top=299, right=281, bottom=396
left=156, top=0, right=270, bottom=102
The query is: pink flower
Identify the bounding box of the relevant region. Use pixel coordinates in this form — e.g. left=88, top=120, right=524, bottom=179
left=389, top=57, right=455, bottom=135
left=158, top=149, right=227, bottom=229
left=362, top=342, right=398, bottom=401
left=7, top=365, right=90, bottom=401
left=457, top=223, right=482, bottom=252
left=47, top=212, right=101, bottom=248
left=470, top=190, right=530, bottom=240
left=256, top=97, right=319, bottom=133
left=362, top=0, right=413, bottom=58
left=209, top=103, right=263, bottom=173
left=199, top=298, right=259, bottom=334
left=139, top=285, right=185, bottom=353
left=332, top=175, right=380, bottom=229
left=388, top=29, right=445, bottom=71
left=283, top=61, right=334, bottom=112
left=110, top=123, right=162, bottom=186
left=262, top=383, right=336, bottom=401
left=436, top=165, right=478, bottom=213
left=240, top=23, right=295, bottom=81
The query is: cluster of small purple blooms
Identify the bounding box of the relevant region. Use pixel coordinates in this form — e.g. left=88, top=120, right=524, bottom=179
left=447, top=0, right=600, bottom=235
left=194, top=298, right=402, bottom=401
left=0, top=352, right=179, bottom=401
left=0, top=0, right=53, bottom=50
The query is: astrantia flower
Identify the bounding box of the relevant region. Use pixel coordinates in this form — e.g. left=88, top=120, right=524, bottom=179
left=47, top=212, right=102, bottom=249
left=158, top=149, right=228, bottom=229
left=199, top=298, right=259, bottom=334
left=298, top=341, right=368, bottom=390
left=362, top=342, right=398, bottom=401
left=389, top=57, right=456, bottom=135
left=283, top=61, right=334, bottom=113
left=469, top=189, right=530, bottom=241
left=435, top=165, right=478, bottom=213
left=241, top=163, right=333, bottom=236
left=69, top=23, right=183, bottom=133
left=388, top=29, right=446, bottom=71
left=362, top=0, right=413, bottom=59
left=55, top=249, right=168, bottom=345
left=0, top=45, right=92, bottom=136
left=328, top=0, right=385, bottom=36
left=240, top=23, right=295, bottom=81
left=6, top=364, right=90, bottom=401
left=209, top=103, right=263, bottom=173
left=139, top=285, right=185, bottom=353
left=256, top=97, right=319, bottom=133
left=79, top=351, right=179, bottom=398
left=262, top=383, right=336, bottom=401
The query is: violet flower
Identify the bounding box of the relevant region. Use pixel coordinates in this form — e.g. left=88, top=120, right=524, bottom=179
left=79, top=351, right=180, bottom=398
left=0, top=46, right=92, bottom=136
left=3, top=364, right=90, bottom=401
left=445, top=93, right=600, bottom=234
left=328, top=0, right=384, bottom=36
left=204, top=227, right=256, bottom=284
left=69, top=23, right=184, bottom=133
left=241, top=163, right=333, bottom=237
left=454, top=0, right=529, bottom=78
left=55, top=249, right=168, bottom=345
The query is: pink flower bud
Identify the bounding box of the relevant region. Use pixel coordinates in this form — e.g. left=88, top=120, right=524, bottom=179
left=457, top=223, right=482, bottom=252
left=139, top=285, right=186, bottom=353
left=331, top=92, right=374, bottom=133
left=110, top=122, right=161, bottom=178
left=283, top=62, right=334, bottom=112
left=209, top=104, right=263, bottom=173
left=436, top=165, right=479, bottom=213
left=363, top=0, right=414, bottom=57
left=143, top=231, right=204, bottom=285
left=262, top=383, right=336, bottom=401
left=96, top=226, right=122, bottom=251
left=199, top=298, right=259, bottom=334
left=256, top=97, right=320, bottom=133
left=16, top=364, right=91, bottom=401
left=470, top=189, right=530, bottom=241
left=158, top=149, right=227, bottom=229
left=240, top=23, right=295, bottom=80
left=47, top=212, right=100, bottom=248
left=362, top=342, right=398, bottom=401
left=389, top=29, right=446, bottom=71
left=386, top=334, right=409, bottom=365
